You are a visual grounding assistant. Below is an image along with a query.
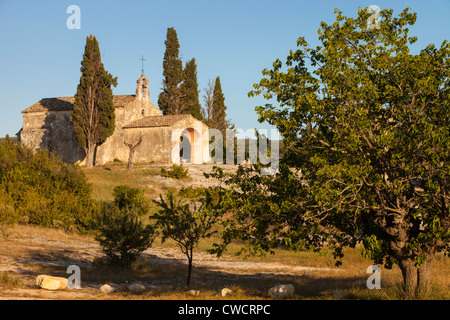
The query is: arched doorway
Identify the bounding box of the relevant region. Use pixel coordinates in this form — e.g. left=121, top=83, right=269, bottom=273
left=179, top=133, right=191, bottom=163
left=178, top=128, right=201, bottom=164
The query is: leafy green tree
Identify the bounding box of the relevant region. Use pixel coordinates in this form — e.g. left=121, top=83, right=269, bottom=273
left=71, top=35, right=118, bottom=168
left=152, top=190, right=224, bottom=289
left=211, top=8, right=450, bottom=299
left=158, top=27, right=184, bottom=115
left=181, top=58, right=203, bottom=120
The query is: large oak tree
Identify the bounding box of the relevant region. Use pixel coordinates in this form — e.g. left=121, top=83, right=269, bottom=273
left=210, top=8, right=449, bottom=299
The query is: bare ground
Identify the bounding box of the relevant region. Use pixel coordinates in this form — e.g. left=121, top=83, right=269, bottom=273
left=0, top=224, right=341, bottom=300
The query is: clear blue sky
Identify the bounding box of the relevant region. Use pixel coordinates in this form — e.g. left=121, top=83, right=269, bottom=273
left=0, top=0, right=449, bottom=138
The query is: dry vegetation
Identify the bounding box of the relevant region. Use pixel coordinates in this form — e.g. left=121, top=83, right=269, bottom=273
left=0, top=163, right=448, bottom=300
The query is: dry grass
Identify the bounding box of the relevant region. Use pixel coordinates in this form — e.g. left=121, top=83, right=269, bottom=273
left=0, top=223, right=448, bottom=300
left=2, top=163, right=447, bottom=300
left=79, top=163, right=449, bottom=300
left=82, top=163, right=167, bottom=201
left=0, top=271, right=23, bottom=287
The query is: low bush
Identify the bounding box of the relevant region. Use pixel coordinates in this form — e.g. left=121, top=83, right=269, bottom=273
left=160, top=164, right=189, bottom=179
left=94, top=203, right=156, bottom=269
left=112, top=185, right=150, bottom=216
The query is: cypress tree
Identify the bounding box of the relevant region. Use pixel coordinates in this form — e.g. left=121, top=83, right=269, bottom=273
left=181, top=58, right=202, bottom=120
left=71, top=35, right=117, bottom=168
left=211, top=76, right=228, bottom=135
left=158, top=27, right=184, bottom=115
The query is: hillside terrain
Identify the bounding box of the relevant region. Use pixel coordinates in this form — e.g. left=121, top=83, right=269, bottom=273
left=0, top=163, right=448, bottom=300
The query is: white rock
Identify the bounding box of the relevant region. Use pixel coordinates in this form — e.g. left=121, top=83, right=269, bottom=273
left=100, top=284, right=115, bottom=294
left=218, top=288, right=233, bottom=297
left=268, top=284, right=295, bottom=299
left=36, top=275, right=68, bottom=290
left=187, top=290, right=200, bottom=296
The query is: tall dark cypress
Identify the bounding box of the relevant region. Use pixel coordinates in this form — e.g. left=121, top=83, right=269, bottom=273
left=211, top=76, right=227, bottom=135
left=71, top=35, right=117, bottom=168
left=158, top=27, right=184, bottom=115
left=181, top=58, right=202, bottom=120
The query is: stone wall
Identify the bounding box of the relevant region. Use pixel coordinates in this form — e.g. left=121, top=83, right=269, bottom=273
left=94, top=95, right=162, bottom=165
left=21, top=110, right=84, bottom=163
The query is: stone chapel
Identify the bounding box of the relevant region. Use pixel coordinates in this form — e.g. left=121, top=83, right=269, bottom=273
left=19, top=75, right=210, bottom=165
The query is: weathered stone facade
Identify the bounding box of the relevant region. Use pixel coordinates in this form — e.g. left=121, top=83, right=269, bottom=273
left=20, top=75, right=210, bottom=165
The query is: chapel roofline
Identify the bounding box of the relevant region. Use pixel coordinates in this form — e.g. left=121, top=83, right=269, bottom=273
left=21, top=94, right=159, bottom=114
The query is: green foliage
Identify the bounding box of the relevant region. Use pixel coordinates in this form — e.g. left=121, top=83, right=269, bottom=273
left=158, top=27, right=184, bottom=115
left=95, top=202, right=155, bottom=269
left=0, top=137, right=95, bottom=233
left=71, top=35, right=118, bottom=167
left=205, top=164, right=313, bottom=258
left=112, top=185, right=150, bottom=216
left=178, top=186, right=208, bottom=199
left=210, top=76, right=228, bottom=135
left=152, top=189, right=225, bottom=288
left=212, top=7, right=449, bottom=298
left=0, top=187, right=16, bottom=237
left=181, top=58, right=203, bottom=120
left=160, top=164, right=189, bottom=179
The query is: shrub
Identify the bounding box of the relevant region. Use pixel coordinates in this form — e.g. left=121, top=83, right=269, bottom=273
left=0, top=191, right=16, bottom=237
left=95, top=203, right=155, bottom=269
left=160, top=164, right=189, bottom=179
left=0, top=136, right=95, bottom=233
left=112, top=185, right=150, bottom=216
left=178, top=186, right=207, bottom=199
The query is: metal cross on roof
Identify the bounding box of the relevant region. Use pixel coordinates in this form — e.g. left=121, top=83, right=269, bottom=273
left=140, top=55, right=146, bottom=75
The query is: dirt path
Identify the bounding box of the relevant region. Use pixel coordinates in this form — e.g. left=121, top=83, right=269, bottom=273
left=0, top=225, right=340, bottom=300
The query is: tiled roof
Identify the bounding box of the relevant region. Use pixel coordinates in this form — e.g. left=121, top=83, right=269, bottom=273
left=22, top=95, right=136, bottom=113
left=123, top=114, right=192, bottom=128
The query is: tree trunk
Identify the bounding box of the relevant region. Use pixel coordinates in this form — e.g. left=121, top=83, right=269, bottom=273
left=416, top=255, right=434, bottom=297
left=398, top=254, right=435, bottom=299
left=124, top=135, right=143, bottom=172
left=398, top=259, right=418, bottom=299
left=85, top=144, right=96, bottom=168
left=186, top=255, right=193, bottom=290
left=128, top=149, right=135, bottom=172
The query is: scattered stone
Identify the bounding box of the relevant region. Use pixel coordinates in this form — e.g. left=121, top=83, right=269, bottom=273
left=218, top=288, right=233, bottom=297
left=119, top=283, right=129, bottom=291
left=36, top=275, right=68, bottom=290
left=268, top=284, right=295, bottom=299
left=128, top=282, right=146, bottom=294
left=100, top=284, right=115, bottom=294
left=187, top=290, right=200, bottom=296
left=332, top=290, right=348, bottom=299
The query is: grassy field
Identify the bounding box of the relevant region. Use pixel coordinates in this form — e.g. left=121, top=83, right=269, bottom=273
left=82, top=162, right=165, bottom=201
